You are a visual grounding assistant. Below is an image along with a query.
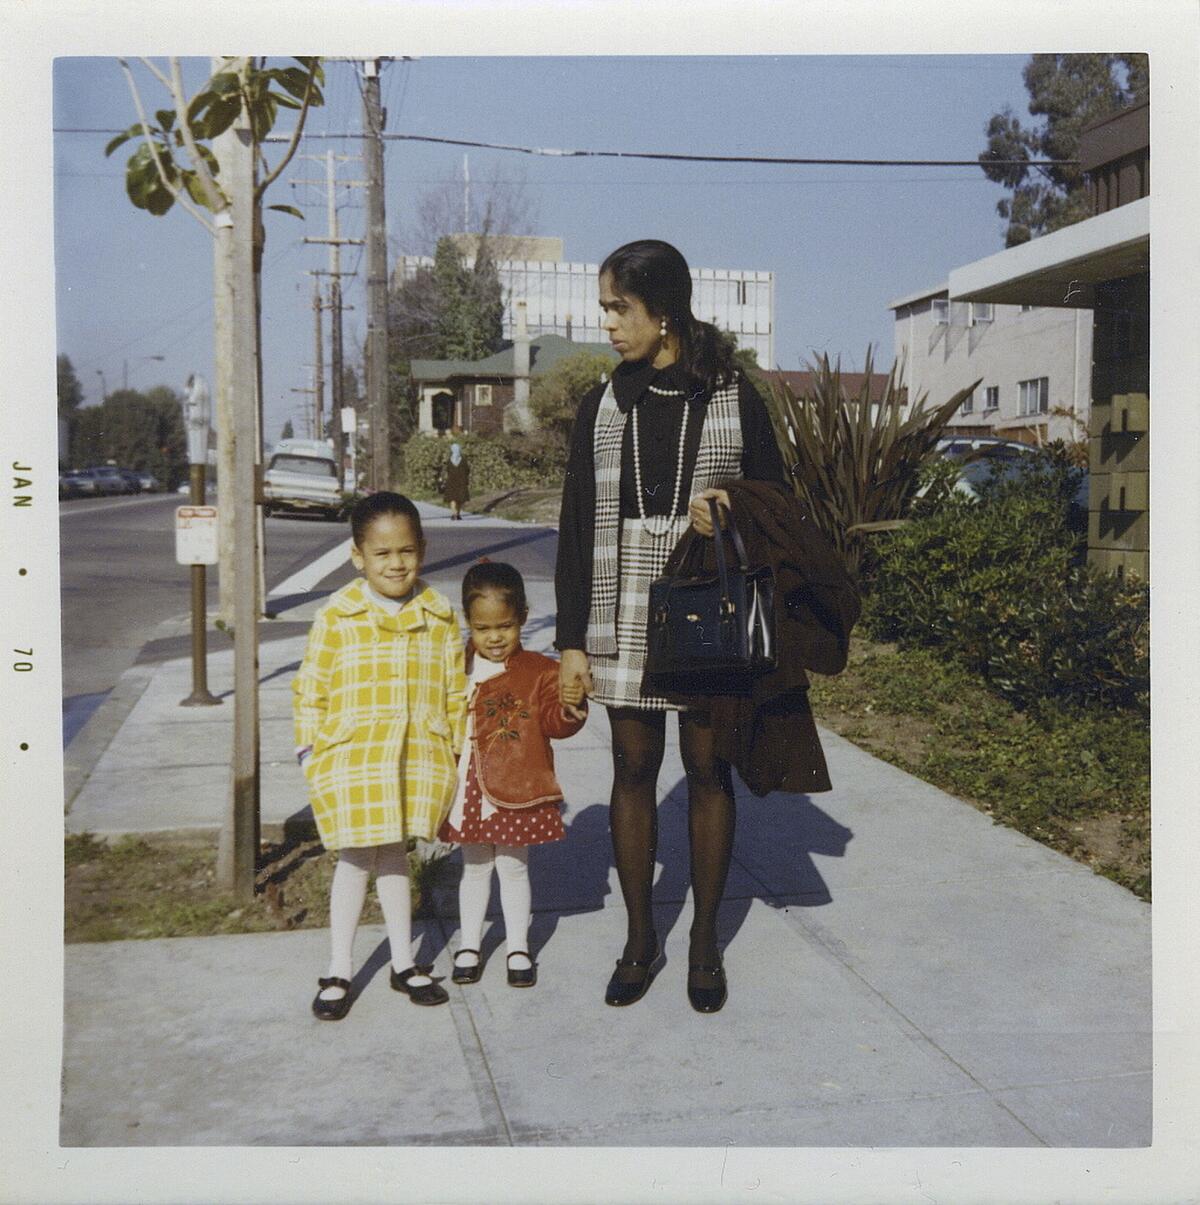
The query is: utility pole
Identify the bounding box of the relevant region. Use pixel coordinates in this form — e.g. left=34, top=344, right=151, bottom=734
left=312, top=280, right=325, bottom=438
left=216, top=72, right=261, bottom=901
left=363, top=58, right=391, bottom=490
left=295, top=151, right=363, bottom=485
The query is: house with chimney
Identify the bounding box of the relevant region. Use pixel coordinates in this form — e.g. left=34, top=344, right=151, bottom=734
left=409, top=300, right=618, bottom=436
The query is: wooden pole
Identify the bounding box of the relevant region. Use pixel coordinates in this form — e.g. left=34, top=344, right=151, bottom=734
left=216, top=66, right=261, bottom=900
left=363, top=60, right=390, bottom=489
left=313, top=281, right=325, bottom=439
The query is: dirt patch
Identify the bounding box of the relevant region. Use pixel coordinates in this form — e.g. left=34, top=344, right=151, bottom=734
left=65, top=832, right=452, bottom=944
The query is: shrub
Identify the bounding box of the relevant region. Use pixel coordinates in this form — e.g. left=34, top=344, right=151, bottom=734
left=763, top=349, right=977, bottom=580
left=400, top=429, right=568, bottom=498
left=529, top=350, right=615, bottom=440
left=866, top=454, right=1147, bottom=712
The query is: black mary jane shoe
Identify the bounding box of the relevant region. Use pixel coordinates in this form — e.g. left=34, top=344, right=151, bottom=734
left=390, top=965, right=450, bottom=1007
left=686, top=961, right=728, bottom=1014
left=604, top=943, right=662, bottom=1007
left=312, top=976, right=353, bottom=1021
left=451, top=949, right=483, bottom=985
left=506, top=951, right=537, bottom=988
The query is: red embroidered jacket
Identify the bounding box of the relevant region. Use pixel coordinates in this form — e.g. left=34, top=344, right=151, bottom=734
left=471, top=648, right=586, bottom=809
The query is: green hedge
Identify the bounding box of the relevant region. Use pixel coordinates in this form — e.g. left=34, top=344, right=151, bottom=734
left=866, top=454, right=1148, bottom=713
left=401, top=430, right=568, bottom=497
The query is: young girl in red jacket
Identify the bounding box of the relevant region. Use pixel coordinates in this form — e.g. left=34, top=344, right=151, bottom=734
left=438, top=561, right=587, bottom=987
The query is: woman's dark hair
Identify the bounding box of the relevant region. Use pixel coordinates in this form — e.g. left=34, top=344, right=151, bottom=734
left=599, top=239, right=737, bottom=395
left=462, top=560, right=528, bottom=619
left=350, top=490, right=424, bottom=547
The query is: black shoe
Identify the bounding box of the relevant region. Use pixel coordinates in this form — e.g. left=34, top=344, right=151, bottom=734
left=604, top=942, right=662, bottom=1007
left=452, top=948, right=483, bottom=985
left=390, top=965, right=449, bottom=1006
left=312, top=976, right=352, bottom=1021
left=506, top=951, right=537, bottom=988
left=686, top=961, right=727, bottom=1014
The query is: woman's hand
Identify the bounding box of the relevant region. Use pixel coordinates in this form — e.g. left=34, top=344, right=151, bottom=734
left=688, top=488, right=731, bottom=537
left=559, top=648, right=593, bottom=722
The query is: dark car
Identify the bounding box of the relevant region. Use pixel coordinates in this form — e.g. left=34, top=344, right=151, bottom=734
left=134, top=470, right=161, bottom=492
left=117, top=468, right=143, bottom=494
left=60, top=470, right=94, bottom=498
left=78, top=465, right=127, bottom=495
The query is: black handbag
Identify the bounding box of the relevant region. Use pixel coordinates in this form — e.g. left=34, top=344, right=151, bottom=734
left=644, top=498, right=776, bottom=693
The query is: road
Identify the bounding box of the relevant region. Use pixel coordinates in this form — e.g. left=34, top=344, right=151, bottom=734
left=58, top=494, right=559, bottom=745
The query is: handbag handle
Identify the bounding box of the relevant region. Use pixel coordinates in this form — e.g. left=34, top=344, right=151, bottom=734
left=706, top=496, right=750, bottom=612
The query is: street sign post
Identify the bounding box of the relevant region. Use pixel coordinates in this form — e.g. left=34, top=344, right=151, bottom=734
left=180, top=374, right=221, bottom=708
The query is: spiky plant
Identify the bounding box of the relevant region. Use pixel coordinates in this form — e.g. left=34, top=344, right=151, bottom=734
left=762, top=350, right=978, bottom=579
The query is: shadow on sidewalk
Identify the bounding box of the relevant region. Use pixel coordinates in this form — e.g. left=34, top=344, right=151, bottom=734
left=436, top=784, right=853, bottom=968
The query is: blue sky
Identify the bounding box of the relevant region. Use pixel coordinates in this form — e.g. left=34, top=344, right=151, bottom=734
left=54, top=54, right=1033, bottom=440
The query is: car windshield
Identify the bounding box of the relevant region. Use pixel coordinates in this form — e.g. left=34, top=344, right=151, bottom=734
left=268, top=455, right=335, bottom=478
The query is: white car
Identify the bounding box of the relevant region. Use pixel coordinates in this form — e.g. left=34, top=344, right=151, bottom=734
left=262, top=447, right=346, bottom=521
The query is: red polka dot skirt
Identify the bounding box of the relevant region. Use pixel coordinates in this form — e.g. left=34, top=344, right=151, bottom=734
left=439, top=753, right=565, bottom=847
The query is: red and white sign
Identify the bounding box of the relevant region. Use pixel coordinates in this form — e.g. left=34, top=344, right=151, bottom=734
left=175, top=505, right=219, bottom=566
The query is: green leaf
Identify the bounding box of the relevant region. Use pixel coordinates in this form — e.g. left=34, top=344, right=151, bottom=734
left=266, top=204, right=304, bottom=219
left=270, top=92, right=302, bottom=111
left=270, top=66, right=314, bottom=101
left=105, top=123, right=145, bottom=157
left=155, top=109, right=176, bottom=132
left=198, top=95, right=240, bottom=140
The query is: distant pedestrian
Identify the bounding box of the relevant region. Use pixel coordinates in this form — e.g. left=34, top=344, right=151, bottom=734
left=554, top=238, right=791, bottom=1014
left=439, top=561, right=587, bottom=987
left=293, top=491, right=467, bottom=1020
left=442, top=437, right=470, bottom=520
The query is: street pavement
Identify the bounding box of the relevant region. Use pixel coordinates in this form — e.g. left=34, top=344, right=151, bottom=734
left=60, top=502, right=1151, bottom=1149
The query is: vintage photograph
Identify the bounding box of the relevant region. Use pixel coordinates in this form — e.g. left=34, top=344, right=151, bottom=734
left=4, top=2, right=1198, bottom=1202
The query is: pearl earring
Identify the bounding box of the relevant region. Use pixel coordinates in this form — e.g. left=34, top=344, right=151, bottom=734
left=660, top=317, right=668, bottom=338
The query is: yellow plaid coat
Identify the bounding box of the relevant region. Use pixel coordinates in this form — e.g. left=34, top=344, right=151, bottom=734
left=293, top=578, right=468, bottom=849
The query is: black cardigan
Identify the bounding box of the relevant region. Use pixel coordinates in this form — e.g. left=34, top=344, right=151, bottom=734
left=554, top=363, right=787, bottom=652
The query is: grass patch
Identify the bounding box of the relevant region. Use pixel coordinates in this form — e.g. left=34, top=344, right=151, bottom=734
left=809, top=639, right=1150, bottom=900
left=65, top=833, right=454, bottom=943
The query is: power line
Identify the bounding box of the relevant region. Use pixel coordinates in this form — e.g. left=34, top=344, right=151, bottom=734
left=51, top=128, right=1076, bottom=168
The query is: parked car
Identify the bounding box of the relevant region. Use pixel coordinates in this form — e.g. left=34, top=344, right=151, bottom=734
left=936, top=436, right=1037, bottom=463
left=60, top=469, right=94, bottom=498
left=134, top=470, right=161, bottom=492
left=117, top=468, right=143, bottom=494
left=262, top=443, right=346, bottom=521
left=76, top=465, right=128, bottom=495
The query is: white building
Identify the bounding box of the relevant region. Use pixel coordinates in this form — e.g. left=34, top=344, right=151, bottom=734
left=395, top=244, right=775, bottom=367
left=887, top=284, right=1093, bottom=446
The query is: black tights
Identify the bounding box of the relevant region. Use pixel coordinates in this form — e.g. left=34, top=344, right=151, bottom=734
left=608, top=707, right=736, bottom=973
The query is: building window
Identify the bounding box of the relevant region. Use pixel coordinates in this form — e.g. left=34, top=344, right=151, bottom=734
left=1020, top=304, right=1036, bottom=313
left=970, top=302, right=994, bottom=325
left=1018, top=377, right=1049, bottom=416
left=475, top=384, right=493, bottom=407
left=931, top=298, right=950, bottom=324
left=984, top=386, right=999, bottom=412
left=961, top=388, right=974, bottom=415
left=735, top=280, right=748, bottom=305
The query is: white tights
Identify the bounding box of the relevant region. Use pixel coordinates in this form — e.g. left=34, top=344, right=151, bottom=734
left=457, top=843, right=532, bottom=970
left=320, top=842, right=428, bottom=1001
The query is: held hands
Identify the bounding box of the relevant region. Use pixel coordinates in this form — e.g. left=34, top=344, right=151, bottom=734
left=559, top=648, right=593, bottom=723
left=688, top=488, right=731, bottom=537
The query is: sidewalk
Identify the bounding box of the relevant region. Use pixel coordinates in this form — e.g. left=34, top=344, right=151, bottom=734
left=60, top=505, right=1151, bottom=1148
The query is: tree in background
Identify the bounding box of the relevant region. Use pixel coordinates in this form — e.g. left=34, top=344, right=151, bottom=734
left=71, top=386, right=187, bottom=488
left=58, top=354, right=85, bottom=417
left=529, top=349, right=616, bottom=442
left=279, top=419, right=294, bottom=440
left=979, top=53, right=1148, bottom=247
left=430, top=235, right=504, bottom=361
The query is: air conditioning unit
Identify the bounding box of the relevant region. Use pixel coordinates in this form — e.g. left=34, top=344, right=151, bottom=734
left=970, top=303, right=995, bottom=325
left=931, top=299, right=950, bottom=325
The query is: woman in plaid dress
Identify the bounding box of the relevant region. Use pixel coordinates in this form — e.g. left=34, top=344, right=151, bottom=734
left=294, top=492, right=467, bottom=1020
left=554, top=240, right=788, bottom=1014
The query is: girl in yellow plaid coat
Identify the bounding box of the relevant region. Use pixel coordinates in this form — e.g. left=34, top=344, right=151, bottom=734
left=294, top=492, right=467, bottom=1019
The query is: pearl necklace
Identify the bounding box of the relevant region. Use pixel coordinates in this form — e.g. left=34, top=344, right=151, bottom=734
left=631, top=390, right=690, bottom=538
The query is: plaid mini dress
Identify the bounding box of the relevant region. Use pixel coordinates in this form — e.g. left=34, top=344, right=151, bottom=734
left=587, top=378, right=744, bottom=711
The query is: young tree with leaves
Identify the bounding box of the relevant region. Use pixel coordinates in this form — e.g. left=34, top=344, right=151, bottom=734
left=106, top=56, right=324, bottom=623
left=979, top=53, right=1148, bottom=247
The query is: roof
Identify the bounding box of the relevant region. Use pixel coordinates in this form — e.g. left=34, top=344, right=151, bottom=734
left=948, top=196, right=1149, bottom=308
left=763, top=369, right=895, bottom=404
left=887, top=282, right=949, bottom=311
left=410, top=334, right=618, bottom=383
